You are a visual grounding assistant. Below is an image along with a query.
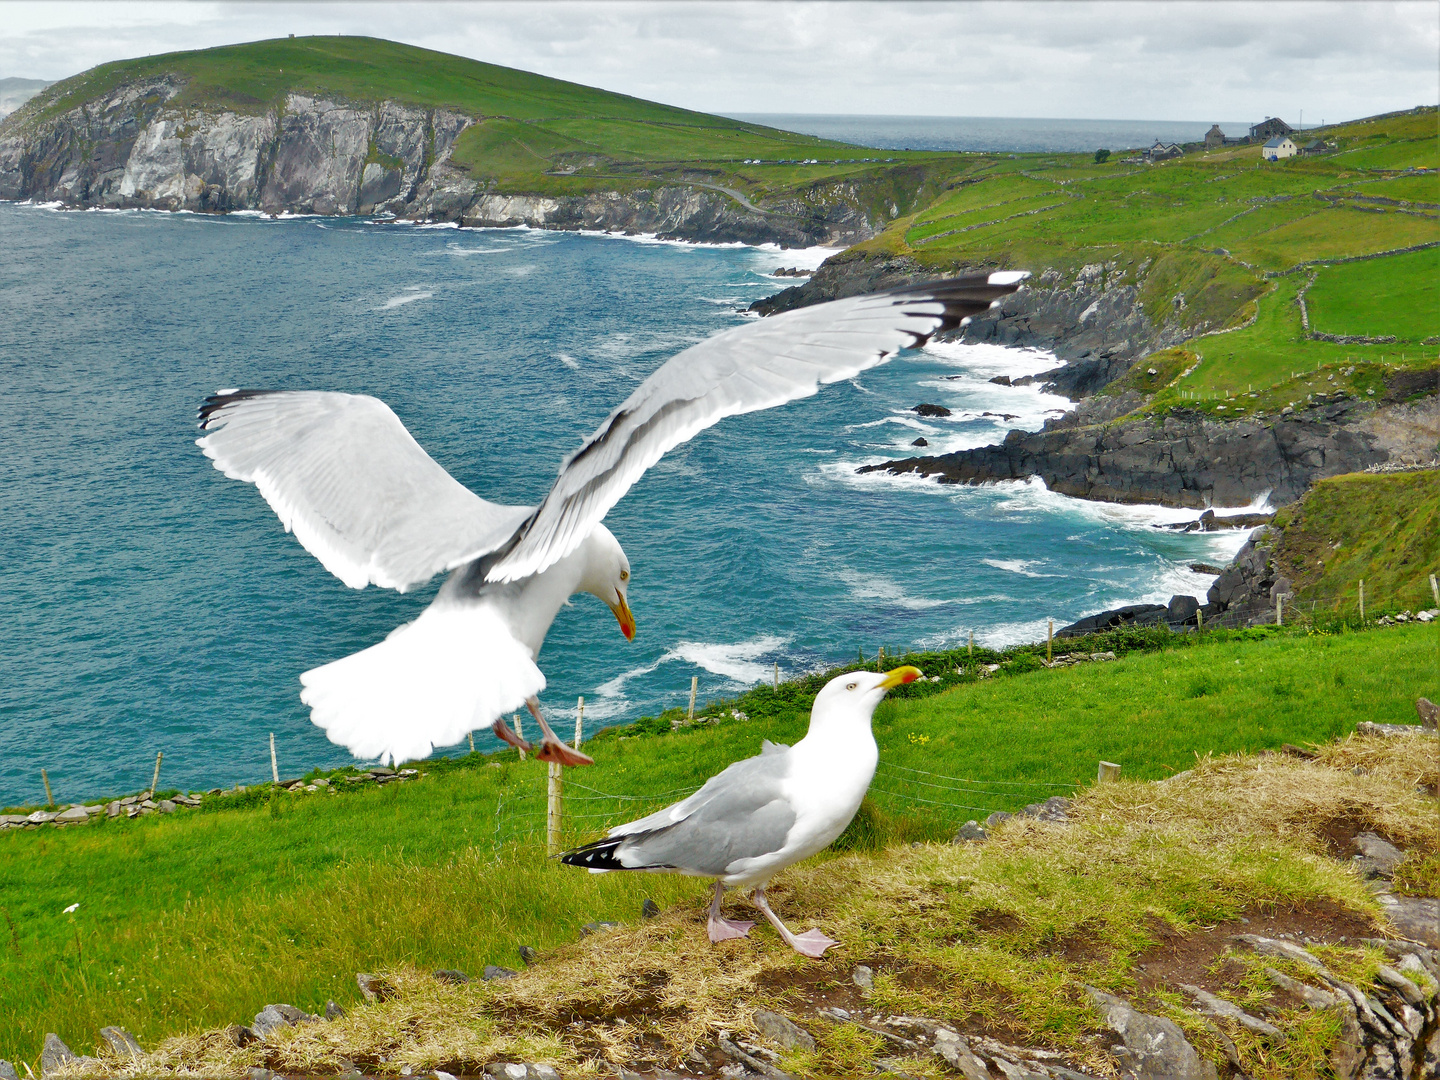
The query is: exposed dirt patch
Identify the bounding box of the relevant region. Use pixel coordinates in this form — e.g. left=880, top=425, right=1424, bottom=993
left=1131, top=899, right=1379, bottom=1006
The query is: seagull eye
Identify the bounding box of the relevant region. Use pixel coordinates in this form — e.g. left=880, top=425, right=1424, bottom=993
left=845, top=682, right=858, bottom=690
left=620, top=570, right=629, bottom=581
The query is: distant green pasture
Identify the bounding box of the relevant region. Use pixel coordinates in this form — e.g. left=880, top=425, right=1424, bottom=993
left=1306, top=248, right=1440, bottom=342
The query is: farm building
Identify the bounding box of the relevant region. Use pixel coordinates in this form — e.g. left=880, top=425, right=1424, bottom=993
left=1300, top=139, right=1332, bottom=156
left=1262, top=136, right=1298, bottom=161
left=1145, top=140, right=1184, bottom=162
left=1249, top=117, right=1294, bottom=142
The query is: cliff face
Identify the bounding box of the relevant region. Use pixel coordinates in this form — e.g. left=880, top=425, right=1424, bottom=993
left=861, top=390, right=1438, bottom=509
left=753, top=253, right=1187, bottom=397
left=0, top=78, right=877, bottom=245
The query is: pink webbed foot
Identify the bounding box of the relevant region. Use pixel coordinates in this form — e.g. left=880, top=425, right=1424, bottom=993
left=788, top=929, right=840, bottom=957
left=707, top=915, right=756, bottom=943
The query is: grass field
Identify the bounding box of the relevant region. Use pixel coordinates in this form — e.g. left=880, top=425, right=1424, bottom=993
left=847, top=106, right=1440, bottom=406
left=1266, top=469, right=1440, bottom=612
left=2, top=621, right=1436, bottom=1066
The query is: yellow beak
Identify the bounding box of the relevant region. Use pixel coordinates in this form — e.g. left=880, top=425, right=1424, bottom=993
left=878, top=665, right=923, bottom=690
left=608, top=594, right=636, bottom=641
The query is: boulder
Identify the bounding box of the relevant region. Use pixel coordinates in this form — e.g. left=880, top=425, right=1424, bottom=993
left=912, top=437, right=928, bottom=447
left=1085, top=988, right=1217, bottom=1079
left=433, top=969, right=470, bottom=984
left=1166, top=594, right=1200, bottom=624
left=911, top=403, right=952, bottom=417
left=1020, top=796, right=1071, bottom=823
left=752, top=1009, right=815, bottom=1052
left=1377, top=895, right=1440, bottom=948
left=1418, top=698, right=1439, bottom=729
left=931, top=1029, right=989, bottom=1080
left=642, top=898, right=661, bottom=919
left=1353, top=833, right=1405, bottom=878
left=1057, top=603, right=1167, bottom=637
left=252, top=1002, right=313, bottom=1037
left=1189, top=562, right=1224, bottom=575
left=55, top=806, right=90, bottom=823
left=99, top=1026, right=144, bottom=1060
left=324, top=1000, right=345, bottom=1020
left=483, top=1066, right=560, bottom=1080
left=518, top=945, right=538, bottom=965
left=952, top=820, right=988, bottom=843
left=0, top=1060, right=18, bottom=1080
left=989, top=375, right=1013, bottom=386
left=482, top=965, right=517, bottom=981
left=40, top=1034, right=75, bottom=1078
left=852, top=964, right=874, bottom=991
left=580, top=920, right=620, bottom=936
left=985, top=810, right=1013, bottom=829
left=223, top=1024, right=258, bottom=1047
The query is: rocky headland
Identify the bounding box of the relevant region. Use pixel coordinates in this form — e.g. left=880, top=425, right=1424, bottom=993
left=0, top=77, right=894, bottom=245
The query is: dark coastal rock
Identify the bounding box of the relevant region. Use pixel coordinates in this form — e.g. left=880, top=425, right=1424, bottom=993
left=1166, top=594, right=1200, bottom=624
left=433, top=968, right=470, bottom=984
left=1353, top=833, right=1405, bottom=878
left=518, top=945, right=538, bottom=965
left=952, top=820, right=989, bottom=843
left=912, top=437, right=928, bottom=447
left=252, top=1002, right=314, bottom=1037
left=989, top=375, right=1013, bottom=386
left=483, top=965, right=518, bottom=980
left=1057, top=604, right=1167, bottom=637
left=912, top=402, right=951, bottom=417
left=861, top=401, right=1390, bottom=509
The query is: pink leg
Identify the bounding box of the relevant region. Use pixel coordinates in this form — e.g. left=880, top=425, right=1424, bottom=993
left=707, top=880, right=755, bottom=943
left=752, top=886, right=838, bottom=958
left=526, top=697, right=595, bottom=767
left=492, top=715, right=534, bottom=754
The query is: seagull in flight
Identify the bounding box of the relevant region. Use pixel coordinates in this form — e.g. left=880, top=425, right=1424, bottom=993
left=561, top=665, right=923, bottom=956
left=196, top=273, right=1026, bottom=767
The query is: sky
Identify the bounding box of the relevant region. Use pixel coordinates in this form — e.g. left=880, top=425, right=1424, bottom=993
left=0, top=1, right=1435, bottom=123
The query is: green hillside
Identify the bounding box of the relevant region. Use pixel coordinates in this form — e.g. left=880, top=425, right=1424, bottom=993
left=9, top=36, right=960, bottom=201
left=851, top=106, right=1439, bottom=409
left=1, top=621, right=1435, bottom=1068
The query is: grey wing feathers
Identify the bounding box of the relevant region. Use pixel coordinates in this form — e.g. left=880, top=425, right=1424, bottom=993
left=197, top=390, right=533, bottom=592
left=604, top=748, right=796, bottom=875
left=486, top=274, right=1026, bottom=582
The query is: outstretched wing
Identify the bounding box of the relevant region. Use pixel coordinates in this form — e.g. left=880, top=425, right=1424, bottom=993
left=197, top=390, right=532, bottom=592
left=486, top=273, right=1027, bottom=583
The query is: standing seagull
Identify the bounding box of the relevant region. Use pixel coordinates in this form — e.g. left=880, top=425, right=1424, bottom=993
left=197, top=274, right=1025, bottom=767
left=561, top=666, right=922, bottom=956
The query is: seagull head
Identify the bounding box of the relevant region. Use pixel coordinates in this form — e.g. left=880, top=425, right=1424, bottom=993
left=579, top=524, right=636, bottom=641
left=809, top=665, right=922, bottom=728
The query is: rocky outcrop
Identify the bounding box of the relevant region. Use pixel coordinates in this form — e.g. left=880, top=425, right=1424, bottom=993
left=0, top=77, right=882, bottom=244
left=861, top=397, right=1401, bottom=508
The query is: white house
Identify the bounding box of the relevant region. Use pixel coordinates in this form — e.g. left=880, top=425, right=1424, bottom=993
left=1262, top=136, right=1298, bottom=161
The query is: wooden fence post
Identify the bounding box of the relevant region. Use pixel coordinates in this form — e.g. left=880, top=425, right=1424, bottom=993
left=546, top=761, right=562, bottom=855
left=1359, top=579, right=1365, bottom=622
left=969, top=630, right=974, bottom=657
left=1430, top=574, right=1438, bottom=608
left=687, top=676, right=697, bottom=724
left=151, top=751, right=163, bottom=796
left=41, top=768, right=54, bottom=808
left=1047, top=619, right=1054, bottom=664
left=468, top=732, right=475, bottom=753
left=1197, top=608, right=1204, bottom=634
left=574, top=697, right=584, bottom=750
left=1276, top=594, right=1283, bottom=626
left=269, top=734, right=279, bottom=784
left=1098, top=761, right=1122, bottom=783
left=514, top=714, right=525, bottom=761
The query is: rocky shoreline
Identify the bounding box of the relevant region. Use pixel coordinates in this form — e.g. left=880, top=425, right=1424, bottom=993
left=0, top=78, right=887, bottom=246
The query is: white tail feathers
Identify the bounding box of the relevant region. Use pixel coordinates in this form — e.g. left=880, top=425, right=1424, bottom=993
left=300, top=604, right=545, bottom=765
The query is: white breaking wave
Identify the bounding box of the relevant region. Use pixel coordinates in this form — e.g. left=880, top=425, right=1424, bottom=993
left=981, top=558, right=1057, bottom=579
left=590, top=633, right=791, bottom=716
left=836, top=568, right=949, bottom=611
left=376, top=287, right=433, bottom=310
left=557, top=353, right=581, bottom=370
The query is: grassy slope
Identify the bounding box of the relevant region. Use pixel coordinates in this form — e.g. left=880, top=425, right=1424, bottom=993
left=5, top=36, right=958, bottom=205
left=2, top=623, right=1436, bottom=1064
left=850, top=107, right=1439, bottom=405
left=1266, top=469, right=1440, bottom=611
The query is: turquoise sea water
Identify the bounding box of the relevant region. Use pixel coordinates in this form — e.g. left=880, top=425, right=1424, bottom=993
left=0, top=205, right=1253, bottom=804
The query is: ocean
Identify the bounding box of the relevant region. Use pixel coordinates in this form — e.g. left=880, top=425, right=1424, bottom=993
left=726, top=114, right=1257, bottom=154
left=0, top=204, right=1256, bottom=804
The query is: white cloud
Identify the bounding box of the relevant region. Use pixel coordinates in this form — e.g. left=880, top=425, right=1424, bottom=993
left=0, top=1, right=1433, bottom=123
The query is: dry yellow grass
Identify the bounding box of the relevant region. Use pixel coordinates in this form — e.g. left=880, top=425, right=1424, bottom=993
left=71, top=735, right=1436, bottom=1079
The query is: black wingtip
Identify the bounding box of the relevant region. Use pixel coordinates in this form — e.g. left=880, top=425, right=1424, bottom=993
left=883, top=272, right=1030, bottom=348
left=197, top=388, right=274, bottom=429
left=558, top=836, right=630, bottom=871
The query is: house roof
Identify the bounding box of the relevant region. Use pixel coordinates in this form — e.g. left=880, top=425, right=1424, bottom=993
left=1262, top=137, right=1291, bottom=148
